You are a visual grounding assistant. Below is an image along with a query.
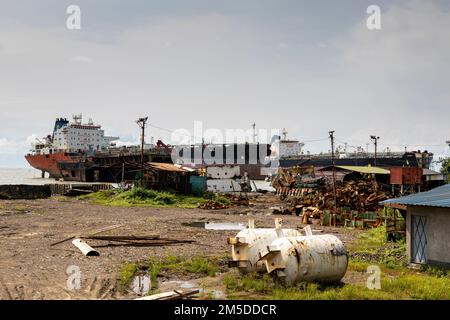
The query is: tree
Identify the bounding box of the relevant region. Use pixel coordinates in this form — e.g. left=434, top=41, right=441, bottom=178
left=439, top=157, right=450, bottom=183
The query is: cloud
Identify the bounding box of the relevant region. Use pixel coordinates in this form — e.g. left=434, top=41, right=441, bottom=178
left=300, top=0, right=450, bottom=149
left=70, top=55, right=93, bottom=63
left=0, top=1, right=448, bottom=167
left=0, top=137, right=26, bottom=154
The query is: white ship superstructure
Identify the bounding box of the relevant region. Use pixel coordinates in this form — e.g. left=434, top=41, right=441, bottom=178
left=41, top=114, right=119, bottom=154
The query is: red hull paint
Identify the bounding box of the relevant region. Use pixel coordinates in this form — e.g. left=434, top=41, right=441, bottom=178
left=24, top=153, right=76, bottom=178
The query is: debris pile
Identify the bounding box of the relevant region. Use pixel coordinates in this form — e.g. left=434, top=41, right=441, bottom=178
left=271, top=166, right=325, bottom=189
left=198, top=200, right=229, bottom=210
left=281, top=180, right=390, bottom=212
left=304, top=180, right=390, bottom=212
left=51, top=224, right=195, bottom=256
left=224, top=194, right=250, bottom=206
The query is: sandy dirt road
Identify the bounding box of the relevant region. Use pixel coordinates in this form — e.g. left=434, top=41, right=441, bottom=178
left=0, top=195, right=358, bottom=300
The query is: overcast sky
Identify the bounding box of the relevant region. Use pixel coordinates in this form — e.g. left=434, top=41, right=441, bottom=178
left=0, top=0, right=449, bottom=167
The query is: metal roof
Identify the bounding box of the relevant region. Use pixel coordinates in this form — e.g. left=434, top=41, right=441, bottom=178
left=317, top=165, right=390, bottom=174
left=382, top=184, right=450, bottom=208
left=146, top=162, right=188, bottom=172
left=336, top=165, right=390, bottom=175
left=422, top=168, right=443, bottom=176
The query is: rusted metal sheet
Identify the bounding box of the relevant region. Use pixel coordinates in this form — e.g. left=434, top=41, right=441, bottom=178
left=228, top=219, right=301, bottom=273
left=390, top=167, right=423, bottom=185
left=259, top=234, right=348, bottom=284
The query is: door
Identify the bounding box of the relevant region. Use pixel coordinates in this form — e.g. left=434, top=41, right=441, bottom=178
left=411, top=215, right=427, bottom=264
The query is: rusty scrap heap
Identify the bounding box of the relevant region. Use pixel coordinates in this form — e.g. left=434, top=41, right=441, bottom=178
left=272, top=166, right=325, bottom=189
left=296, top=180, right=391, bottom=212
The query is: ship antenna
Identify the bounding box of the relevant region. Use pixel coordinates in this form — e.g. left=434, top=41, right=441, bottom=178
left=282, top=128, right=288, bottom=141
left=72, top=113, right=82, bottom=125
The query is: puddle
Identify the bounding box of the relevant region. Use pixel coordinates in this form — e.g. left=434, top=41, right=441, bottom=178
left=159, top=280, right=197, bottom=291
left=182, top=221, right=246, bottom=231
left=181, top=221, right=205, bottom=228
left=205, top=222, right=246, bottom=231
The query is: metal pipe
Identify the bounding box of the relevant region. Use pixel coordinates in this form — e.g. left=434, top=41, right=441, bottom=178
left=72, top=238, right=99, bottom=256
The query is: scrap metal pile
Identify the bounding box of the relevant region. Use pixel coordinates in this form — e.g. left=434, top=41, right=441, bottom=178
left=271, top=166, right=325, bottom=189
left=198, top=200, right=229, bottom=210
left=299, top=180, right=391, bottom=212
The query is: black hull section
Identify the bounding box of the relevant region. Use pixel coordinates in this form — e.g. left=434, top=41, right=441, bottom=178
left=279, top=154, right=420, bottom=168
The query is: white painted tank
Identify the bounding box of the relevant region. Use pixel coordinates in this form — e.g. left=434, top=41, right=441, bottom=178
left=260, top=235, right=348, bottom=284
left=228, top=219, right=302, bottom=273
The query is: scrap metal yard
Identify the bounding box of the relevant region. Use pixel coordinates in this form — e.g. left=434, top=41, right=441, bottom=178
left=1, top=186, right=449, bottom=300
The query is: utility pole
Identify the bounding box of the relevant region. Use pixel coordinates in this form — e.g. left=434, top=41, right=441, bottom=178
left=329, top=130, right=338, bottom=214
left=252, top=123, right=257, bottom=143
left=136, top=117, right=148, bottom=178
left=370, top=135, right=380, bottom=166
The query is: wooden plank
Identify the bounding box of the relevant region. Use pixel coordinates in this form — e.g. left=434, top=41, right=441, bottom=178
left=50, top=224, right=124, bottom=246
left=135, top=289, right=199, bottom=300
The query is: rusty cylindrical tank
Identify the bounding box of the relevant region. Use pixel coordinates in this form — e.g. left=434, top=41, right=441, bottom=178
left=260, top=235, right=348, bottom=284
left=228, top=218, right=302, bottom=273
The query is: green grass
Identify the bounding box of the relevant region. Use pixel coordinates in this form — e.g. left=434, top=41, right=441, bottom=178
left=222, top=270, right=450, bottom=300
left=118, top=262, right=139, bottom=291
left=119, top=254, right=221, bottom=292
left=147, top=254, right=220, bottom=281
left=80, top=188, right=229, bottom=209
left=349, top=225, right=408, bottom=268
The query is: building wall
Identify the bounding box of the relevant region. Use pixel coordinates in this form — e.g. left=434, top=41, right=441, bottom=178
left=206, top=165, right=240, bottom=179
left=206, top=179, right=242, bottom=192
left=406, top=206, right=450, bottom=266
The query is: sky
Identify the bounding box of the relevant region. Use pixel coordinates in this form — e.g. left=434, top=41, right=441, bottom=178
left=0, top=0, right=449, bottom=168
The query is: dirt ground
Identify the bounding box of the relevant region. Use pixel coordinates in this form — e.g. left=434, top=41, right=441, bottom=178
left=0, top=194, right=359, bottom=300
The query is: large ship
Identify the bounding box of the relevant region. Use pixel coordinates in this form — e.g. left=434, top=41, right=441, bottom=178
left=26, top=118, right=433, bottom=182
left=25, top=115, right=172, bottom=182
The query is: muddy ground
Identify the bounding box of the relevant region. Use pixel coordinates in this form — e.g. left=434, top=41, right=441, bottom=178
left=0, top=194, right=360, bottom=300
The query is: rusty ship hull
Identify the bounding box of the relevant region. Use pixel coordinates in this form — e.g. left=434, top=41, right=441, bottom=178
left=25, top=150, right=173, bottom=182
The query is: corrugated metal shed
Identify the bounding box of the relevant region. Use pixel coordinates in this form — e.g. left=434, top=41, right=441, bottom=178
left=337, top=165, right=390, bottom=175
left=382, top=184, right=450, bottom=208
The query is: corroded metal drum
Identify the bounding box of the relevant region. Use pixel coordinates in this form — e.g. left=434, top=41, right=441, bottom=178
left=260, top=235, right=348, bottom=284
left=228, top=219, right=302, bottom=273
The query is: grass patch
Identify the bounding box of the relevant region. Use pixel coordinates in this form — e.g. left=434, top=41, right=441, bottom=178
left=223, top=270, right=450, bottom=300
left=118, top=262, right=139, bottom=291
left=120, top=254, right=221, bottom=292
left=381, top=274, right=450, bottom=300
left=80, top=188, right=229, bottom=209
left=147, top=254, right=220, bottom=281
left=13, top=205, right=28, bottom=213
left=349, top=226, right=408, bottom=269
